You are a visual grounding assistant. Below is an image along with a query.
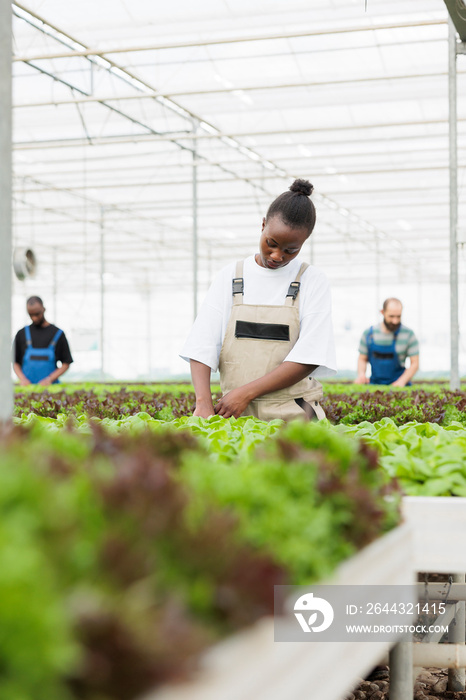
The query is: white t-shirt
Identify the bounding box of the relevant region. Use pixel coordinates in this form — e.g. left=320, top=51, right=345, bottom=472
left=180, top=254, right=337, bottom=379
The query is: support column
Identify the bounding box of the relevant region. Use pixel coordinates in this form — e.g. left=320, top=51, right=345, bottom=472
left=146, top=276, right=152, bottom=377
left=192, top=120, right=199, bottom=321
left=448, top=16, right=460, bottom=390
left=52, top=247, right=58, bottom=321
left=417, top=272, right=423, bottom=350
left=0, top=0, right=12, bottom=422
left=389, top=641, right=413, bottom=700
left=449, top=573, right=466, bottom=691
left=100, top=208, right=105, bottom=379
left=375, top=236, right=381, bottom=312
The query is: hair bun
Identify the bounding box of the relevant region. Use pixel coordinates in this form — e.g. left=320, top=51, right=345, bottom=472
left=289, top=178, right=313, bottom=196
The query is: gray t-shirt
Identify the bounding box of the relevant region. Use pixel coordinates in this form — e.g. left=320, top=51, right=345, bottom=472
left=359, top=324, right=419, bottom=366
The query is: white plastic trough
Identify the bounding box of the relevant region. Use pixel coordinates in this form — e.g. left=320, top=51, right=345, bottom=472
left=402, top=496, right=466, bottom=573
left=143, top=523, right=414, bottom=700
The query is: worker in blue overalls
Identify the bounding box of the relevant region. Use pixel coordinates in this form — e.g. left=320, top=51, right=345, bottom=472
left=355, top=298, right=419, bottom=386
left=13, top=296, right=73, bottom=386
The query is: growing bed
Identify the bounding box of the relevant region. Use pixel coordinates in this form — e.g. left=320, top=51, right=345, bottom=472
left=402, top=497, right=466, bottom=573
left=4, top=381, right=466, bottom=700
left=146, top=524, right=414, bottom=700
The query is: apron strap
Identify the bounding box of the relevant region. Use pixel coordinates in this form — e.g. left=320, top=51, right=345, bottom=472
left=24, top=325, right=32, bottom=346
left=285, top=262, right=309, bottom=306
left=232, top=260, right=309, bottom=307
left=49, top=328, right=63, bottom=347
left=232, top=260, right=244, bottom=306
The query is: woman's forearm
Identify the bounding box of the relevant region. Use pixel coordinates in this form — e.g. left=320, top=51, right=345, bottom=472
left=190, top=359, right=212, bottom=399
left=190, top=359, right=215, bottom=416
left=241, top=361, right=317, bottom=403
left=214, top=361, right=318, bottom=419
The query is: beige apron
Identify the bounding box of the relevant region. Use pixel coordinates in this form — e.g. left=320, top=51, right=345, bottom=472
left=218, top=260, right=326, bottom=422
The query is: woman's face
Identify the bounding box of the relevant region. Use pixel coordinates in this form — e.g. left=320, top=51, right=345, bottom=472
left=256, top=215, right=309, bottom=270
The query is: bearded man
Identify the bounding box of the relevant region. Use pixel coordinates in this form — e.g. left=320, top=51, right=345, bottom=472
left=354, top=298, right=419, bottom=386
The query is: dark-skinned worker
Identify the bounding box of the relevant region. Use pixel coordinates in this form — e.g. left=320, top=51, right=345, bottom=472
left=180, top=179, right=337, bottom=421
left=13, top=296, right=73, bottom=386
left=354, top=297, right=419, bottom=386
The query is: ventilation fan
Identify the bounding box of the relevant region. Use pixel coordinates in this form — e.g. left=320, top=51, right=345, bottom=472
left=13, top=248, right=37, bottom=281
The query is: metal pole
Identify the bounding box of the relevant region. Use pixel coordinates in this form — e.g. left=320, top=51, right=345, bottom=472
left=0, top=0, right=12, bottom=422
left=100, top=207, right=105, bottom=378
left=52, top=247, right=57, bottom=321
left=389, top=640, right=413, bottom=700
left=375, top=236, right=381, bottom=313
left=12, top=17, right=448, bottom=63
left=418, top=582, right=466, bottom=600
left=192, top=120, right=199, bottom=320
left=147, top=277, right=151, bottom=378
left=413, top=643, right=466, bottom=667
left=448, top=16, right=460, bottom=390
left=417, top=272, right=422, bottom=349
left=207, top=242, right=212, bottom=282
left=449, top=573, right=465, bottom=691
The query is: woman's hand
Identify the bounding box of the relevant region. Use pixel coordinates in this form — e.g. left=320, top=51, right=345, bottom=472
left=214, top=388, right=251, bottom=419
left=214, top=362, right=317, bottom=419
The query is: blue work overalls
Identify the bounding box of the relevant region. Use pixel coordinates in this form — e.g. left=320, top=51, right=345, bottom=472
left=367, top=325, right=407, bottom=385
left=22, top=325, right=63, bottom=384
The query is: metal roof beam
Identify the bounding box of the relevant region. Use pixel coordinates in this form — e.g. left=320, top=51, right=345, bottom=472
left=12, top=18, right=446, bottom=62
left=12, top=4, right=301, bottom=202
left=13, top=70, right=456, bottom=108
left=13, top=167, right=466, bottom=194
left=10, top=3, right=427, bottom=275
left=12, top=133, right=463, bottom=168
left=15, top=159, right=466, bottom=192
left=14, top=143, right=461, bottom=178
left=13, top=117, right=466, bottom=150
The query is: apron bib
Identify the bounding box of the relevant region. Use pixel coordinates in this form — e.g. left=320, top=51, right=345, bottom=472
left=22, top=325, right=63, bottom=384
left=218, top=260, right=325, bottom=422
left=367, top=325, right=407, bottom=385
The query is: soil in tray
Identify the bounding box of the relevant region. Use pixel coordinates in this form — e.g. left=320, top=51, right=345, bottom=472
left=347, top=668, right=466, bottom=700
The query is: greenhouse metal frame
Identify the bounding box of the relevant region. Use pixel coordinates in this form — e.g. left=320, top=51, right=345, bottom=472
left=1, top=0, right=466, bottom=416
